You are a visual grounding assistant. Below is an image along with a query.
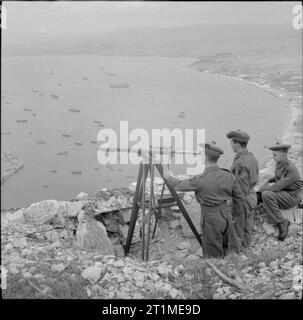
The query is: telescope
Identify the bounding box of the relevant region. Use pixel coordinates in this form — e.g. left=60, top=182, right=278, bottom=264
left=98, top=145, right=200, bottom=157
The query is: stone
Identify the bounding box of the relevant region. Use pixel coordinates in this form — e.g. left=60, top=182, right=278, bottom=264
left=109, top=196, right=117, bottom=207
left=133, top=292, right=144, bottom=299
left=75, top=218, right=115, bottom=255
left=288, top=224, right=302, bottom=236
left=45, top=230, right=60, bottom=243
left=6, top=209, right=25, bottom=223
left=23, top=200, right=60, bottom=225
left=156, top=263, right=170, bottom=277
left=193, top=247, right=203, bottom=257
left=51, top=263, right=65, bottom=272
left=282, top=208, right=297, bottom=223
left=169, top=288, right=181, bottom=299
left=184, top=254, right=201, bottom=263
left=169, top=219, right=181, bottom=229
left=63, top=201, right=83, bottom=217
left=77, top=210, right=87, bottom=222
left=171, top=206, right=180, bottom=212
left=177, top=241, right=192, bottom=250
left=175, top=250, right=190, bottom=260
left=81, top=265, right=103, bottom=284
left=279, top=292, right=296, bottom=299
left=262, top=222, right=276, bottom=235
left=75, top=192, right=88, bottom=200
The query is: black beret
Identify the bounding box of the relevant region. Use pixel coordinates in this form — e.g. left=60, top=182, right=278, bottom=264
left=268, top=141, right=290, bottom=152
left=226, top=129, right=250, bottom=143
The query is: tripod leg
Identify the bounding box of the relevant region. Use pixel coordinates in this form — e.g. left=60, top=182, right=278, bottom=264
left=155, top=163, right=202, bottom=247
left=125, top=163, right=143, bottom=255
left=145, top=163, right=155, bottom=261
left=140, top=164, right=148, bottom=260
left=152, top=174, right=165, bottom=239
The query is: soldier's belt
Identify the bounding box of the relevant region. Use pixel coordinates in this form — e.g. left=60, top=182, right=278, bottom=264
left=200, top=201, right=229, bottom=212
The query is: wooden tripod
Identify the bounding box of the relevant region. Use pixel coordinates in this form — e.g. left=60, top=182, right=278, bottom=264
left=124, top=160, right=202, bottom=261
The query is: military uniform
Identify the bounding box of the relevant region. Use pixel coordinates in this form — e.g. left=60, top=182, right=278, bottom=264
left=259, top=143, right=303, bottom=226
left=166, top=142, right=245, bottom=258
left=227, top=130, right=259, bottom=251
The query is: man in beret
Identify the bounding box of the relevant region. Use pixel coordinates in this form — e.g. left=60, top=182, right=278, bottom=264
left=163, top=141, right=244, bottom=258
left=258, top=142, right=303, bottom=240
left=226, top=129, right=259, bottom=252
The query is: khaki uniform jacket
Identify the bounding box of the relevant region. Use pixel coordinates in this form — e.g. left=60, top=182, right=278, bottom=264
left=262, top=159, right=303, bottom=195
left=166, top=165, right=244, bottom=218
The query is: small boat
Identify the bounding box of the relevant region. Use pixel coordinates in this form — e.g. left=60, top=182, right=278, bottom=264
left=68, top=108, right=81, bottom=113
left=2, top=131, right=11, bottom=135
left=16, top=120, right=28, bottom=123
left=57, top=151, right=68, bottom=156
left=75, top=142, right=82, bottom=146
left=94, top=168, right=99, bottom=171
left=50, top=94, right=59, bottom=99
left=93, top=120, right=102, bottom=124
left=107, top=73, right=116, bottom=76
left=90, top=140, right=97, bottom=144
left=62, top=134, right=71, bottom=138
left=57, top=83, right=62, bottom=86
left=32, top=90, right=39, bottom=93
left=83, top=77, right=88, bottom=80
left=109, top=83, right=130, bottom=89
left=177, top=114, right=186, bottom=118
left=72, top=171, right=82, bottom=175
left=36, top=140, right=45, bottom=144
left=42, top=185, right=48, bottom=188
left=50, top=170, right=57, bottom=173
left=32, top=113, right=36, bottom=117
left=24, top=108, right=32, bottom=111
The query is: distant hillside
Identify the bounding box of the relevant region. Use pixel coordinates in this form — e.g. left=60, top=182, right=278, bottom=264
left=2, top=23, right=300, bottom=57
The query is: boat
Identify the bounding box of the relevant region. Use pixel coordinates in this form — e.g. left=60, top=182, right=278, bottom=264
left=75, top=142, right=82, bottom=146
left=16, top=120, right=28, bottom=123
left=72, top=171, right=82, bottom=175
left=36, top=140, right=45, bottom=144
left=57, top=151, right=68, bottom=156
left=109, top=83, right=130, bottom=89
left=62, top=134, right=71, bottom=138
left=24, top=108, right=32, bottom=111
left=68, top=108, right=81, bottom=113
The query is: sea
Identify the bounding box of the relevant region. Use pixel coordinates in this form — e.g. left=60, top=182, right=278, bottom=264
left=1, top=55, right=291, bottom=209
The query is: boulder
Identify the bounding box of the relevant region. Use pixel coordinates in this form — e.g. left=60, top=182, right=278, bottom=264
left=262, top=222, right=277, bottom=235
left=23, top=200, right=61, bottom=225
left=5, top=209, right=25, bottom=223
left=81, top=265, right=103, bottom=284
left=75, top=218, right=115, bottom=255
left=75, top=192, right=88, bottom=200
left=65, top=201, right=84, bottom=217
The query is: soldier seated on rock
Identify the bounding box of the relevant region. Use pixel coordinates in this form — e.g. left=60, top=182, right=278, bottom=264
left=257, top=142, right=303, bottom=241
left=163, top=141, right=244, bottom=258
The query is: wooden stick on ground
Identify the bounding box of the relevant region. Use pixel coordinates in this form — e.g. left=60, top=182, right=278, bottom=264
left=205, top=260, right=247, bottom=291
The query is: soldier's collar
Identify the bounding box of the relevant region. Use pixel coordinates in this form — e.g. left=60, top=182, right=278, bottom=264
left=205, top=164, right=219, bottom=172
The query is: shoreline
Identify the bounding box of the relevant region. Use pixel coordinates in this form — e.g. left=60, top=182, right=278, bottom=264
left=191, top=64, right=302, bottom=185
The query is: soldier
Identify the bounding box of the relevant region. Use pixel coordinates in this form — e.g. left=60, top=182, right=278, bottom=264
left=163, top=141, right=244, bottom=258
left=258, top=142, right=303, bottom=240
left=226, top=130, right=259, bottom=252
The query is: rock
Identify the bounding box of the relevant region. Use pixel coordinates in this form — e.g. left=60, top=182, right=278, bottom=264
left=109, top=196, right=117, bottom=207
left=81, top=266, right=103, bottom=284
left=156, top=263, right=170, bottom=278
left=133, top=292, right=144, bottom=299
left=6, top=209, right=25, bottom=223
left=169, top=288, right=181, bottom=299
left=177, top=241, right=192, bottom=250
left=285, top=252, right=294, bottom=260
left=61, top=201, right=84, bottom=217
left=23, top=200, right=60, bottom=225
left=75, top=192, right=88, bottom=200
left=279, top=292, right=296, bottom=299
left=51, top=263, right=65, bottom=272
left=182, top=193, right=193, bottom=204
left=171, top=206, right=180, bottom=212
left=75, top=218, right=115, bottom=255
left=175, top=250, right=190, bottom=260
left=282, top=208, right=297, bottom=223
left=193, top=247, right=203, bottom=257
left=45, top=230, right=60, bottom=243
left=184, top=254, right=200, bottom=263
left=169, top=219, right=181, bottom=229
left=77, top=210, right=87, bottom=222
left=262, top=222, right=276, bottom=235
left=288, top=224, right=302, bottom=236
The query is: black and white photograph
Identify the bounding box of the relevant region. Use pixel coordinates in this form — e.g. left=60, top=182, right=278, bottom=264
left=1, top=0, right=302, bottom=305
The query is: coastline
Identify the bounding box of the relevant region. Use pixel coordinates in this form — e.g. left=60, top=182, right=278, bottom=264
left=189, top=57, right=302, bottom=186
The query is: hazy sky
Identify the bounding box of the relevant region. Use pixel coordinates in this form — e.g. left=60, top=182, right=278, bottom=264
left=2, top=1, right=301, bottom=38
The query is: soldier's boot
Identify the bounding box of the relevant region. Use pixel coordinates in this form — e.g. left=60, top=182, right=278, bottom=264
left=277, top=219, right=290, bottom=241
